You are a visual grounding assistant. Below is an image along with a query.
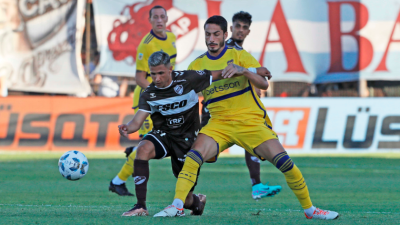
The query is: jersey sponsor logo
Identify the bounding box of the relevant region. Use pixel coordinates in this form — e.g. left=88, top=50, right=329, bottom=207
left=150, top=93, right=156, bottom=98
left=134, top=176, right=147, bottom=185
left=196, top=70, right=205, bottom=75
left=157, top=100, right=188, bottom=111
left=148, top=90, right=198, bottom=115
left=174, top=79, right=187, bottom=82
left=167, top=116, right=185, bottom=127
left=266, top=107, right=310, bottom=149
left=205, top=81, right=240, bottom=96
left=174, top=85, right=184, bottom=95
left=138, top=53, right=143, bottom=60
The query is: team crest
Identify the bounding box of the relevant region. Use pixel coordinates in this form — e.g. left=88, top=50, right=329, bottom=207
left=174, top=85, right=184, bottom=95
left=227, top=59, right=233, bottom=65
left=196, top=70, right=205, bottom=75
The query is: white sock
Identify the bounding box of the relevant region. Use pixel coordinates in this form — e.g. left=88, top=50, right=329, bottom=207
left=304, top=206, right=316, bottom=217
left=112, top=175, right=125, bottom=185
left=172, top=199, right=184, bottom=209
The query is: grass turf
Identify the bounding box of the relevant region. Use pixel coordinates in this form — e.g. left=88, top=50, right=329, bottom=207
left=1, top=152, right=399, bottom=224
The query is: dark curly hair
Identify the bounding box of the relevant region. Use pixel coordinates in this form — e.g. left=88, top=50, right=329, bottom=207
left=232, top=11, right=252, bottom=26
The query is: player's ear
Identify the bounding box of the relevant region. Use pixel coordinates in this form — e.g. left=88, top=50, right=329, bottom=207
left=224, top=31, right=228, bottom=40
left=230, top=25, right=233, bottom=32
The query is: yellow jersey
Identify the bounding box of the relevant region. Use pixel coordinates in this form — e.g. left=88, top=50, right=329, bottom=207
left=188, top=45, right=272, bottom=127
left=133, top=30, right=177, bottom=108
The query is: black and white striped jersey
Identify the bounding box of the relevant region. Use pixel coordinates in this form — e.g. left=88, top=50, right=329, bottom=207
left=139, top=70, right=212, bottom=135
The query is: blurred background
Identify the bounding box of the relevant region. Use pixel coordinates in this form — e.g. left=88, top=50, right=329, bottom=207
left=1, top=0, right=400, bottom=153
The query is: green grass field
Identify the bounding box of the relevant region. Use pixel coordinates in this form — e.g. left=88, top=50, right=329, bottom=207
left=1, top=152, right=400, bottom=224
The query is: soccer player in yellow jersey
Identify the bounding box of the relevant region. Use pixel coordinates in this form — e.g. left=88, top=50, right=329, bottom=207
left=202, top=11, right=282, bottom=200
left=109, top=5, right=177, bottom=196
left=155, top=16, right=339, bottom=220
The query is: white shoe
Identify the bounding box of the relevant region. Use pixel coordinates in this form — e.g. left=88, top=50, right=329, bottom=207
left=153, top=205, right=185, bottom=217
left=305, top=208, right=339, bottom=220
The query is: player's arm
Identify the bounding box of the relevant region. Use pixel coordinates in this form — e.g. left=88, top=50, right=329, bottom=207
left=256, top=67, right=272, bottom=80
left=118, top=110, right=149, bottom=138
left=135, top=70, right=150, bottom=89
left=222, top=64, right=269, bottom=89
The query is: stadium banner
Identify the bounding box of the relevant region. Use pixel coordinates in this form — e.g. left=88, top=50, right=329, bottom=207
left=93, top=0, right=400, bottom=83
left=0, top=96, right=139, bottom=151
left=0, top=0, right=91, bottom=95
left=1, top=96, right=400, bottom=153
left=231, top=97, right=400, bottom=154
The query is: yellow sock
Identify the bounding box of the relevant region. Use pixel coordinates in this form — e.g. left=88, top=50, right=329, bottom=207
left=117, top=149, right=137, bottom=181
left=273, top=152, right=312, bottom=209
left=174, top=150, right=203, bottom=202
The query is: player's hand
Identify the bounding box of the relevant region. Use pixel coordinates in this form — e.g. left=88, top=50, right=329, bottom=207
left=222, top=64, right=246, bottom=78
left=118, top=124, right=130, bottom=138
left=256, top=67, right=272, bottom=80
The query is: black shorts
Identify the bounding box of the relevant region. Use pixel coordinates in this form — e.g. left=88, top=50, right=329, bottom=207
left=142, top=130, right=199, bottom=191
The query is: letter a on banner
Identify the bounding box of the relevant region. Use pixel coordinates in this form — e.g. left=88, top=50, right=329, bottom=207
left=259, top=0, right=306, bottom=74
left=328, top=1, right=373, bottom=72
left=205, top=0, right=222, bottom=17
left=375, top=10, right=400, bottom=71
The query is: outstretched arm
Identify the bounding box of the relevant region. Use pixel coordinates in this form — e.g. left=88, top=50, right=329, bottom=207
left=118, top=110, right=150, bottom=138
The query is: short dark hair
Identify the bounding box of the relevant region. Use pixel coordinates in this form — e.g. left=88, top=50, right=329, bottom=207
left=149, top=5, right=166, bottom=18
left=232, top=11, right=252, bottom=26
left=204, top=15, right=227, bottom=33
left=148, top=51, right=170, bottom=67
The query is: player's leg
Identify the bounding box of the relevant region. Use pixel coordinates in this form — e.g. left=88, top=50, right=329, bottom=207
left=245, top=150, right=282, bottom=200
left=122, top=132, right=166, bottom=217
left=254, top=139, right=339, bottom=220
left=154, top=134, right=220, bottom=217
left=109, top=146, right=136, bottom=196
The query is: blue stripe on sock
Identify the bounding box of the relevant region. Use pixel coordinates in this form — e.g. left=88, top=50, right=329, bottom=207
left=188, top=150, right=203, bottom=164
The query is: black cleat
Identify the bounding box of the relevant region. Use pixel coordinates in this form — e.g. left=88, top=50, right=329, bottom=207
left=109, top=181, right=134, bottom=196
left=190, top=194, right=206, bottom=216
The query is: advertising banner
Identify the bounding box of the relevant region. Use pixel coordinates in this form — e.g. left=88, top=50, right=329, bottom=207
left=1, top=96, right=399, bottom=153
left=0, top=0, right=90, bottom=95
left=93, top=0, right=400, bottom=83
left=0, top=97, right=139, bottom=151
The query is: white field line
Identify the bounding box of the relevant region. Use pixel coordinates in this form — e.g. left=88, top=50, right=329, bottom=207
left=0, top=204, right=398, bottom=215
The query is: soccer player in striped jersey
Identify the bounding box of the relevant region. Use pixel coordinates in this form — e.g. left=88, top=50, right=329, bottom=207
left=155, top=16, right=339, bottom=220
left=119, top=51, right=247, bottom=216
left=109, top=5, right=177, bottom=196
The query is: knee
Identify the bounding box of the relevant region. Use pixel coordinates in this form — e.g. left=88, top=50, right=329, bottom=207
left=136, top=143, right=155, bottom=160
left=272, top=152, right=294, bottom=173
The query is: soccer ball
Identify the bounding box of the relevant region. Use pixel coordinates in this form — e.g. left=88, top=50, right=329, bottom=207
left=58, top=151, right=89, bottom=181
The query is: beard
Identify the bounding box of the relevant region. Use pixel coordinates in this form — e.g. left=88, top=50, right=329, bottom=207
left=207, top=40, right=225, bottom=53
left=232, top=38, right=244, bottom=45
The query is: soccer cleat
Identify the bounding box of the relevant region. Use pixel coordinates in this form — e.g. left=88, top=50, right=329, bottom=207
left=109, top=181, right=134, bottom=196
left=252, top=183, right=282, bottom=200
left=121, top=204, right=149, bottom=216
left=305, top=208, right=340, bottom=220
left=190, top=194, right=207, bottom=216
left=153, top=205, right=185, bottom=217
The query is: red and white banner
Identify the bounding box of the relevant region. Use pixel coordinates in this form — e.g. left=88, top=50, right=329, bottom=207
left=0, top=0, right=90, bottom=95
left=93, top=0, right=400, bottom=83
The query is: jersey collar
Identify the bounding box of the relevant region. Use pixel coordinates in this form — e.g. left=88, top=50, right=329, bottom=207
left=151, top=30, right=167, bottom=41
left=155, top=80, right=173, bottom=89
left=206, top=44, right=228, bottom=60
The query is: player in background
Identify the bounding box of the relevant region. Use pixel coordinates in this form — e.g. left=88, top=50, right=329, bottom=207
left=207, top=11, right=282, bottom=200
left=119, top=51, right=248, bottom=216
left=109, top=5, right=177, bottom=196
left=155, top=16, right=339, bottom=220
